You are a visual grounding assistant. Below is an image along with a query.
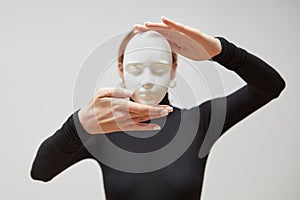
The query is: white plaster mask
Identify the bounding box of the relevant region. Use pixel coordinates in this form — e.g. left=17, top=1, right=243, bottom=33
left=123, top=31, right=173, bottom=105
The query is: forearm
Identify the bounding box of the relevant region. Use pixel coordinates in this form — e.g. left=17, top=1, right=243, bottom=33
left=30, top=111, right=89, bottom=182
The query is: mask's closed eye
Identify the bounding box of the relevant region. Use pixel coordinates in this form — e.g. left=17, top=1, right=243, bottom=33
left=126, top=63, right=144, bottom=75
left=150, top=63, right=171, bottom=76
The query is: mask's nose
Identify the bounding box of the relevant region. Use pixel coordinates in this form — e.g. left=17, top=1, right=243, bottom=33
left=140, top=67, right=154, bottom=89
left=141, top=82, right=154, bottom=89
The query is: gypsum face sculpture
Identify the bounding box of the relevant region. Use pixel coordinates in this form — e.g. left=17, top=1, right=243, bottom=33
left=122, top=31, right=174, bottom=105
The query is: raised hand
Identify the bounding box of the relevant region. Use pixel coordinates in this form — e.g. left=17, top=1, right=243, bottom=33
left=134, top=16, right=222, bottom=61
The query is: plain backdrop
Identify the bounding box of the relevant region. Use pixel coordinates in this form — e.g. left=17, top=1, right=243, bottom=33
left=1, top=0, right=299, bottom=199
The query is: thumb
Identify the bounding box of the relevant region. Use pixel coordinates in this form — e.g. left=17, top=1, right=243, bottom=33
left=97, top=87, right=134, bottom=98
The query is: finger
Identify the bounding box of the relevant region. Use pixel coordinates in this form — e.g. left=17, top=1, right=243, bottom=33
left=123, top=123, right=161, bottom=131
left=160, top=16, right=195, bottom=35
left=112, top=106, right=172, bottom=124
left=121, top=112, right=164, bottom=120
left=134, top=26, right=174, bottom=43
left=129, top=114, right=168, bottom=123
left=134, top=22, right=175, bottom=41
left=134, top=23, right=170, bottom=36
left=144, top=22, right=170, bottom=29
left=120, top=108, right=170, bottom=122
left=112, top=112, right=167, bottom=130
left=133, top=24, right=150, bottom=32
left=124, top=101, right=173, bottom=115
left=96, top=87, right=133, bottom=99
left=156, top=104, right=173, bottom=109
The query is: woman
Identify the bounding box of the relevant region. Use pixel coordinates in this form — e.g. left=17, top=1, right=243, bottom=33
left=31, top=17, right=285, bottom=200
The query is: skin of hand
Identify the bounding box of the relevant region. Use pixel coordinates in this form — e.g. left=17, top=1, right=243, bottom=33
left=134, top=16, right=222, bottom=61
left=78, top=87, right=173, bottom=134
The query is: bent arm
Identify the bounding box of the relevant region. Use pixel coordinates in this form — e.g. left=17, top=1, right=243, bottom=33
left=201, top=37, right=285, bottom=135
left=214, top=37, right=285, bottom=98
left=30, top=110, right=93, bottom=182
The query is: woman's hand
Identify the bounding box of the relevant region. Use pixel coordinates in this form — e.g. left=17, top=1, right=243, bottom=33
left=78, top=87, right=173, bottom=134
left=134, top=16, right=222, bottom=61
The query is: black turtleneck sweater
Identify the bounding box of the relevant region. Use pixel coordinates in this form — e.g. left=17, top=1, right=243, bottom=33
left=30, top=37, right=285, bottom=200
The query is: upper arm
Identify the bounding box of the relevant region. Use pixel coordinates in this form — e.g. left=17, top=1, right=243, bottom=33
left=200, top=84, right=277, bottom=138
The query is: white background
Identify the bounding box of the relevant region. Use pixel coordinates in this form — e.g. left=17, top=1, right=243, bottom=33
left=1, top=0, right=299, bottom=199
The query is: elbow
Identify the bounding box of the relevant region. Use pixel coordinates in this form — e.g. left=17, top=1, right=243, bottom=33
left=263, top=76, right=286, bottom=100
left=254, top=75, right=286, bottom=100
left=30, top=165, right=52, bottom=182
left=272, top=77, right=286, bottom=98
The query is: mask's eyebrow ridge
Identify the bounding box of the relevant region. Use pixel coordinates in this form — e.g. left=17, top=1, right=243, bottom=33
left=126, top=61, right=170, bottom=65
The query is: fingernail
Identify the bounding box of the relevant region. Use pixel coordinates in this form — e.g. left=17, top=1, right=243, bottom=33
left=153, top=125, right=161, bottom=130
left=124, top=89, right=133, bottom=96
left=160, top=109, right=168, bottom=116
left=166, top=106, right=173, bottom=112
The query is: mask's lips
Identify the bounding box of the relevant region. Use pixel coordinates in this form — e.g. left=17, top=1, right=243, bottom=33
left=139, top=91, right=155, bottom=100
left=128, top=84, right=168, bottom=105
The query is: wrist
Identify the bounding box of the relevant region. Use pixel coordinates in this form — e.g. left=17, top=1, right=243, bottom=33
left=73, top=109, right=93, bottom=142
left=211, top=38, right=222, bottom=57
left=211, top=37, right=248, bottom=70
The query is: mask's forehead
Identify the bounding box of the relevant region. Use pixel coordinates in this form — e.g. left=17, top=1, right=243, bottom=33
left=124, top=31, right=172, bottom=64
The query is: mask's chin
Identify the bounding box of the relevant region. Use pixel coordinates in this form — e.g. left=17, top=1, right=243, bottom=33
left=131, top=86, right=168, bottom=106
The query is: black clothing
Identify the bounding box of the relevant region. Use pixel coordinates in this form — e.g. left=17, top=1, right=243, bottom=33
left=30, top=37, right=285, bottom=200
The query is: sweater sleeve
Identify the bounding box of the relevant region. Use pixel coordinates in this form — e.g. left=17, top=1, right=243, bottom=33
left=200, top=37, right=285, bottom=137
left=30, top=109, right=93, bottom=182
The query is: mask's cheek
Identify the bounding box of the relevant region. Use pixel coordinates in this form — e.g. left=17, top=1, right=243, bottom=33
left=123, top=72, right=141, bottom=91
left=152, top=72, right=172, bottom=88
